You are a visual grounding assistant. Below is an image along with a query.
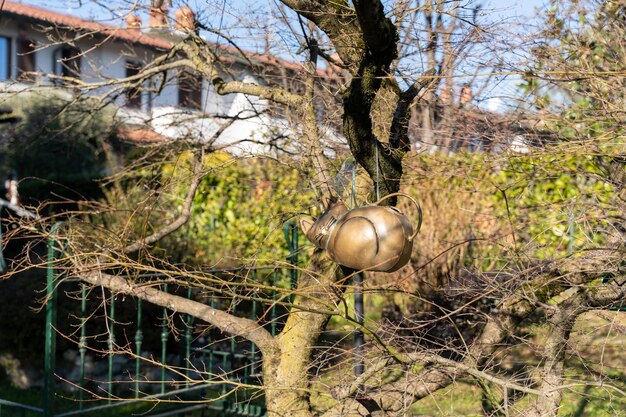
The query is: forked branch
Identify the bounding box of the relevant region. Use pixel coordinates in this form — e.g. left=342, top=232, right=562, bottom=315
left=122, top=150, right=204, bottom=255
left=322, top=245, right=626, bottom=416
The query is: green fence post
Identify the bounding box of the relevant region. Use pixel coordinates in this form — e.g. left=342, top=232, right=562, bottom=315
left=353, top=273, right=364, bottom=377
left=249, top=270, right=258, bottom=380
left=230, top=298, right=236, bottom=374
left=160, top=284, right=169, bottom=395
left=107, top=294, right=115, bottom=403
left=185, top=287, right=194, bottom=388
left=44, top=222, right=62, bottom=417
left=79, top=283, right=87, bottom=408
left=207, top=292, right=215, bottom=378
left=568, top=209, right=575, bottom=255
left=135, top=298, right=143, bottom=398
left=283, top=222, right=299, bottom=302
left=0, top=219, right=7, bottom=274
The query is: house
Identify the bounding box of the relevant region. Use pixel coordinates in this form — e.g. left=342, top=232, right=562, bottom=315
left=409, top=84, right=552, bottom=154
left=0, top=0, right=332, bottom=155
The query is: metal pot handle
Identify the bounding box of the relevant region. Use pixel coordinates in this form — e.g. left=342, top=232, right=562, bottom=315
left=372, top=192, right=422, bottom=241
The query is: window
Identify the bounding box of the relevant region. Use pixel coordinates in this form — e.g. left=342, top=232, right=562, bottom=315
left=17, top=37, right=36, bottom=81
left=53, top=46, right=81, bottom=83
left=178, top=71, right=202, bottom=110
left=0, top=36, right=10, bottom=80
left=125, top=61, right=142, bottom=108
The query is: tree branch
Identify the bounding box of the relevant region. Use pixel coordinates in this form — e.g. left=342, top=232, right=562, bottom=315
left=388, top=68, right=437, bottom=148
left=402, top=352, right=543, bottom=397
left=178, top=40, right=305, bottom=108
left=212, top=78, right=304, bottom=108
left=342, top=32, right=402, bottom=199
left=278, top=0, right=362, bottom=68
left=511, top=277, right=626, bottom=417
left=323, top=244, right=626, bottom=416
left=79, top=270, right=278, bottom=354
left=122, top=150, right=204, bottom=255
left=352, top=0, right=398, bottom=64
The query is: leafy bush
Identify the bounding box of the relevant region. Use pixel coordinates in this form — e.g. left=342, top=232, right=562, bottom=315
left=388, top=150, right=616, bottom=297
left=160, top=152, right=316, bottom=267
left=150, top=149, right=615, bottom=285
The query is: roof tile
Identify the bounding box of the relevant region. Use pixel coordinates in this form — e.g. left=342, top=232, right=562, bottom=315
left=0, top=1, right=172, bottom=49
left=0, top=1, right=330, bottom=77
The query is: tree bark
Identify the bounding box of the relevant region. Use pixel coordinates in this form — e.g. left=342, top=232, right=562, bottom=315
left=263, top=252, right=344, bottom=417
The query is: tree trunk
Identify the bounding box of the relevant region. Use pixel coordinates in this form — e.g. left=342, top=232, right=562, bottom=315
left=263, top=251, right=344, bottom=417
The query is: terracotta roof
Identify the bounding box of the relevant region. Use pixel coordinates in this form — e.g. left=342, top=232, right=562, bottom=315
left=118, top=127, right=168, bottom=144
left=0, top=0, right=172, bottom=50
left=0, top=1, right=330, bottom=77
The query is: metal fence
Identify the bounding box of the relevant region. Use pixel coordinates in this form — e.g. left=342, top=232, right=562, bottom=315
left=0, top=222, right=300, bottom=417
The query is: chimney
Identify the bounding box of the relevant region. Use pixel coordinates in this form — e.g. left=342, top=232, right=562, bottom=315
left=149, top=1, right=170, bottom=29
left=149, top=9, right=168, bottom=28
left=459, top=84, right=473, bottom=107
left=126, top=14, right=142, bottom=31
left=439, top=85, right=453, bottom=104
left=174, top=6, right=196, bottom=31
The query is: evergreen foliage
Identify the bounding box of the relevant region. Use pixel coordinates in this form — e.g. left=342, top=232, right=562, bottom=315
left=0, top=93, right=120, bottom=208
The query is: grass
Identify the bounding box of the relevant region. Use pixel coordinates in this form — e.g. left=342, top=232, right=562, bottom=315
left=311, top=311, right=626, bottom=417
left=411, top=311, right=626, bottom=417
left=409, top=381, right=485, bottom=416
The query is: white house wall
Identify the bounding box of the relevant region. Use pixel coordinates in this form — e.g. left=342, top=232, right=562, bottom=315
left=0, top=13, right=313, bottom=157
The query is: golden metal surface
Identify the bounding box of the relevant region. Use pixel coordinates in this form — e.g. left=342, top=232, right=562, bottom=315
left=300, top=193, right=421, bottom=273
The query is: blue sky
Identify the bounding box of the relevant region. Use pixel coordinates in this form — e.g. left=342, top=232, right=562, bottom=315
left=485, top=0, right=549, bottom=20
left=16, top=0, right=551, bottom=24
left=12, top=0, right=552, bottom=110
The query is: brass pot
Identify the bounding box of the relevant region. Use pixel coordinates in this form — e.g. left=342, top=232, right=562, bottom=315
left=300, top=193, right=422, bottom=272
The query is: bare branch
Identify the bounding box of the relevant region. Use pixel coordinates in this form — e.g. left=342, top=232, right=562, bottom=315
left=389, top=68, right=437, bottom=148
left=78, top=270, right=278, bottom=354
left=278, top=0, right=362, bottom=68
left=323, top=244, right=625, bottom=416
left=122, top=150, right=204, bottom=255
left=178, top=40, right=305, bottom=108
left=401, top=352, right=543, bottom=396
